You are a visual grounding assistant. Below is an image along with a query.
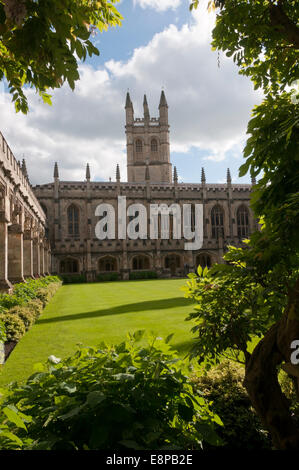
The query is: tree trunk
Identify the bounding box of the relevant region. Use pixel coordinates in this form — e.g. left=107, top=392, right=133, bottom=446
left=244, top=278, right=299, bottom=449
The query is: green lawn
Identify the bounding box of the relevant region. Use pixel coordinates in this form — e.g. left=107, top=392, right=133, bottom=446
left=0, top=279, right=196, bottom=387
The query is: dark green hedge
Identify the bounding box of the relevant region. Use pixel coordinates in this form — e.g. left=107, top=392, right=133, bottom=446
left=129, top=271, right=158, bottom=280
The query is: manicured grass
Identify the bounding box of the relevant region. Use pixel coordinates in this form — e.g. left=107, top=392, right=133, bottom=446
left=0, top=279, right=196, bottom=387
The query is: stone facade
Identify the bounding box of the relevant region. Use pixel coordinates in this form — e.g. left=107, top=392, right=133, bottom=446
left=33, top=92, right=257, bottom=281
left=0, top=132, right=50, bottom=292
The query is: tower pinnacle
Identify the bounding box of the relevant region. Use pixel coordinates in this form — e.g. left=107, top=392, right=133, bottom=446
left=54, top=162, right=59, bottom=180
left=86, top=163, right=90, bottom=182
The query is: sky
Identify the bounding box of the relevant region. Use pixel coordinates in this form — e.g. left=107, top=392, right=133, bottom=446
left=0, top=0, right=263, bottom=186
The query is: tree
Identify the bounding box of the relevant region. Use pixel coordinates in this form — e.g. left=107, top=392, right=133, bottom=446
left=0, top=0, right=122, bottom=113
left=187, top=0, right=299, bottom=449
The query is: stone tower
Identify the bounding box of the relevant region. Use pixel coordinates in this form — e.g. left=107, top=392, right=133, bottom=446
left=125, top=91, right=172, bottom=183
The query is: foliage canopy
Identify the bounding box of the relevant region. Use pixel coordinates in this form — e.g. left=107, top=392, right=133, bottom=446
left=0, top=0, right=122, bottom=112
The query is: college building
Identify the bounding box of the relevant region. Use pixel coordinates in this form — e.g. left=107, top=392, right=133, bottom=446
left=31, top=91, right=256, bottom=281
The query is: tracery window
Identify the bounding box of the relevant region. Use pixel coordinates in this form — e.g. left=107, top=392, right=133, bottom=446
left=211, top=205, right=224, bottom=238
left=151, top=138, right=158, bottom=152
left=237, top=205, right=249, bottom=239
left=135, top=139, right=143, bottom=153
left=98, top=256, right=117, bottom=272
left=67, top=204, right=79, bottom=237
left=196, top=254, right=211, bottom=269
left=60, top=258, right=79, bottom=273
left=132, top=255, right=150, bottom=270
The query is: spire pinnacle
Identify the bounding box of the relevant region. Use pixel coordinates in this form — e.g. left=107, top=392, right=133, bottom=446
left=125, top=91, right=132, bottom=108
left=227, top=168, right=232, bottom=185
left=116, top=163, right=120, bottom=182
left=173, top=166, right=178, bottom=183
left=159, top=89, right=168, bottom=108
left=201, top=167, right=206, bottom=184
left=22, top=158, right=28, bottom=179
left=251, top=174, right=256, bottom=185
left=54, top=162, right=59, bottom=180
left=86, top=163, right=90, bottom=182
left=143, top=94, right=150, bottom=120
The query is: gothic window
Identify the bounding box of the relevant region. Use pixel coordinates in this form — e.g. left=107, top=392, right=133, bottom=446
left=132, top=255, right=150, bottom=270
left=211, top=205, right=224, bottom=238
left=151, top=138, right=158, bottom=152
left=196, top=254, right=211, bottom=269
left=67, top=204, right=79, bottom=237
left=60, top=258, right=79, bottom=273
left=99, top=256, right=117, bottom=272
left=237, top=205, right=249, bottom=239
left=165, top=254, right=181, bottom=269
left=135, top=139, right=143, bottom=153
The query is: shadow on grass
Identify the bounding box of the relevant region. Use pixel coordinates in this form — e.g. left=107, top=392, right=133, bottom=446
left=37, top=296, right=194, bottom=325
left=172, top=339, right=196, bottom=357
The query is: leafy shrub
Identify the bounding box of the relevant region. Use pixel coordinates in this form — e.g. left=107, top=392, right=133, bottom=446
left=8, top=307, right=35, bottom=331
left=96, top=273, right=119, bottom=282
left=191, top=361, right=271, bottom=449
left=0, top=294, right=23, bottom=312
left=0, top=403, right=33, bottom=450
left=129, top=271, right=158, bottom=280
left=0, top=320, right=6, bottom=343
left=0, top=314, right=26, bottom=342
left=3, top=332, right=223, bottom=450
left=0, top=277, right=61, bottom=344
left=26, top=299, right=44, bottom=320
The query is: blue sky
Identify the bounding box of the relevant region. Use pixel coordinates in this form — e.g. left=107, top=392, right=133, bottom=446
left=0, top=0, right=262, bottom=185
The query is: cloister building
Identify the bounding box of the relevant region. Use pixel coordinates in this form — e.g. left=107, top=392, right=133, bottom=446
left=31, top=91, right=257, bottom=281
left=0, top=132, right=50, bottom=292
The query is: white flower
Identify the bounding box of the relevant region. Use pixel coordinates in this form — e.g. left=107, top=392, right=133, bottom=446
left=48, top=355, right=61, bottom=364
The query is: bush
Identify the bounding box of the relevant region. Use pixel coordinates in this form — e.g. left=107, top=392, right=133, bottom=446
left=96, top=273, right=119, bottom=282
left=26, top=299, right=44, bottom=320
left=8, top=306, right=36, bottom=331
left=0, top=319, right=6, bottom=343
left=0, top=313, right=26, bottom=342
left=3, top=332, right=223, bottom=450
left=191, top=361, right=271, bottom=449
left=129, top=271, right=158, bottom=280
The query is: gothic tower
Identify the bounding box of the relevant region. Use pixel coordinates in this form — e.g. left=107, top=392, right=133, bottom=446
left=125, top=91, right=172, bottom=183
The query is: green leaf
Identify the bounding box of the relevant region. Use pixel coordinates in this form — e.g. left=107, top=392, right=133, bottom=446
left=165, top=333, right=174, bottom=344
left=86, top=391, right=106, bottom=408
left=2, top=406, right=27, bottom=430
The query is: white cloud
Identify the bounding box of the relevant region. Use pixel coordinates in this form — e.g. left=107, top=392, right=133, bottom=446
left=133, top=0, right=181, bottom=12
left=0, top=4, right=261, bottom=186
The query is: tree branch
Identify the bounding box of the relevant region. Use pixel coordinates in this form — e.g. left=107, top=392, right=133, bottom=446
left=269, top=1, right=299, bottom=49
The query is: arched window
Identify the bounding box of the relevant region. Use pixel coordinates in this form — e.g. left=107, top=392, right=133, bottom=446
left=165, top=254, right=181, bottom=269
left=98, top=256, right=117, bottom=272
left=211, top=205, right=224, bottom=238
left=237, top=205, right=249, bottom=239
left=196, top=254, right=211, bottom=269
left=132, top=255, right=150, bottom=270
left=67, top=204, right=79, bottom=237
left=60, top=258, right=79, bottom=273
left=151, top=138, right=158, bottom=152
left=135, top=139, right=143, bottom=153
